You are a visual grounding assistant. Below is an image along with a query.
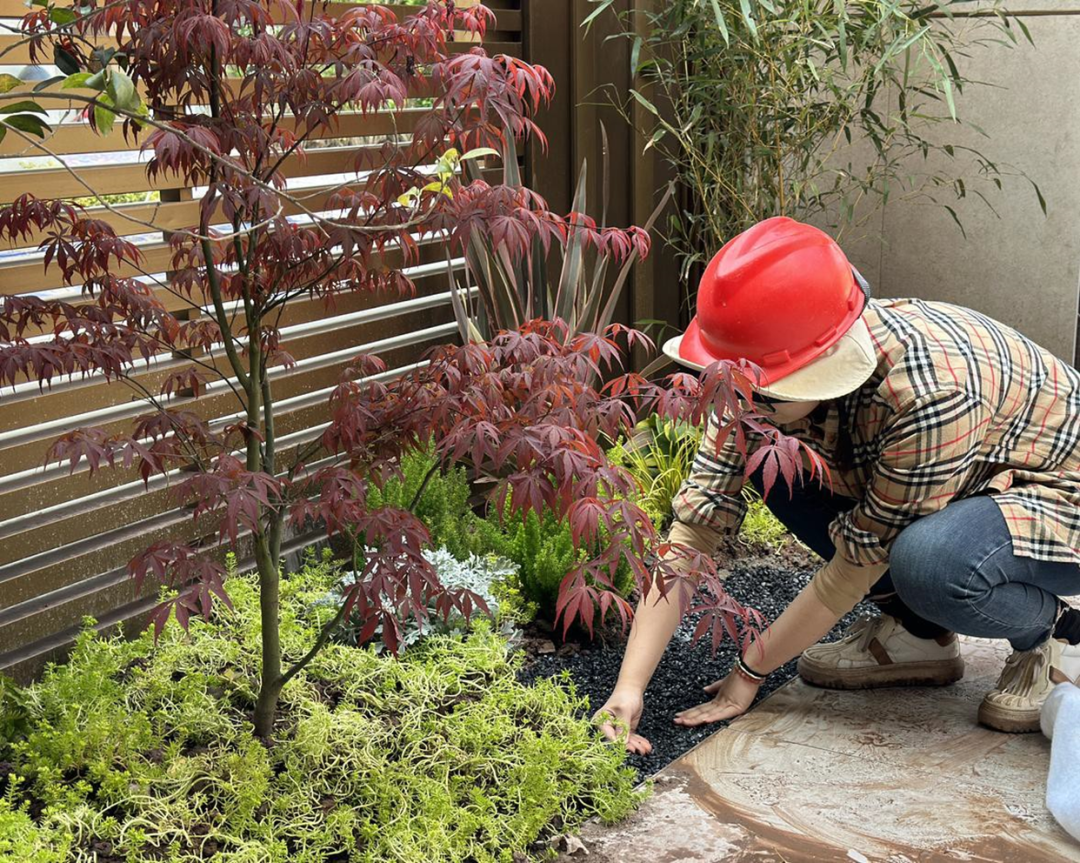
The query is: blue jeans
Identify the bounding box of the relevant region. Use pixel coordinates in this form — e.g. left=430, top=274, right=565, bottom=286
left=748, top=474, right=1080, bottom=651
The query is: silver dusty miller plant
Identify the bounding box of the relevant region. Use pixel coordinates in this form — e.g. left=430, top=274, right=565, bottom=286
left=314, top=547, right=522, bottom=652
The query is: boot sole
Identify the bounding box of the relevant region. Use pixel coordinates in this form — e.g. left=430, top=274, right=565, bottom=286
left=797, top=654, right=966, bottom=690
left=977, top=701, right=1042, bottom=734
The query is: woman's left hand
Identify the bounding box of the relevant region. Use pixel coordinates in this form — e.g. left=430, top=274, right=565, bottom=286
left=672, top=670, right=761, bottom=726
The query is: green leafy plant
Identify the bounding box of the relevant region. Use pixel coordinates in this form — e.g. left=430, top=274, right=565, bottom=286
left=362, top=443, right=491, bottom=562
left=609, top=415, right=704, bottom=530
left=358, top=446, right=637, bottom=629
left=482, top=508, right=637, bottom=626
left=589, top=0, right=1041, bottom=281
left=0, top=559, right=643, bottom=862
left=739, top=488, right=790, bottom=549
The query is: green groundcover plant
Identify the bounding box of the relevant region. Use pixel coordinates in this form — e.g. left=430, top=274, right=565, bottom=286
left=363, top=444, right=638, bottom=626
left=483, top=509, right=637, bottom=627
left=0, top=557, right=642, bottom=863
left=361, top=443, right=492, bottom=565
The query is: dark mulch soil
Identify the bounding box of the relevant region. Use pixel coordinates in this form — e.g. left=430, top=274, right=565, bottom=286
left=518, top=541, right=871, bottom=782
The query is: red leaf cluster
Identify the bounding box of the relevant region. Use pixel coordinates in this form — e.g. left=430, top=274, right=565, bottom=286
left=0, top=3, right=819, bottom=658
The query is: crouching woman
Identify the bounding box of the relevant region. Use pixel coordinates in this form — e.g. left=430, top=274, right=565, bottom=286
left=595, top=217, right=1080, bottom=754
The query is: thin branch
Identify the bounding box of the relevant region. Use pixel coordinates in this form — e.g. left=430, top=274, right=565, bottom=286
left=278, top=595, right=350, bottom=688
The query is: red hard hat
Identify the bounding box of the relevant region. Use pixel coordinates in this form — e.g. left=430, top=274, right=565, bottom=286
left=673, top=217, right=866, bottom=386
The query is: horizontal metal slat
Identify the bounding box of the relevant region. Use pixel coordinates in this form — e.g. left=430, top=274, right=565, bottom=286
left=0, top=300, right=457, bottom=474
left=0, top=34, right=519, bottom=64
left=0, top=253, right=461, bottom=413
left=0, top=142, right=406, bottom=204
left=0, top=106, right=430, bottom=158
left=0, top=284, right=460, bottom=456
left=0, top=357, right=427, bottom=568
left=0, top=319, right=458, bottom=516
left=4, top=159, right=506, bottom=248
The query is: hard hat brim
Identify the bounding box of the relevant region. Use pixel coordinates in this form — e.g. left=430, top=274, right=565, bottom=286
left=661, top=316, right=877, bottom=403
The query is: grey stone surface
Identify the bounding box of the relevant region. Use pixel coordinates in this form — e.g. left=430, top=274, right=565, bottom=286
left=559, top=638, right=1080, bottom=862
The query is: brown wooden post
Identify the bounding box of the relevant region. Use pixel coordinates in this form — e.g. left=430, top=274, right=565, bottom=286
left=523, top=0, right=685, bottom=368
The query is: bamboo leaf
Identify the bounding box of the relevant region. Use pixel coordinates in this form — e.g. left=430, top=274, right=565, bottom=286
left=638, top=351, right=674, bottom=380
left=738, top=0, right=758, bottom=40
left=1030, top=179, right=1047, bottom=216
left=944, top=205, right=966, bottom=238
left=581, top=0, right=616, bottom=31
left=1016, top=17, right=1034, bottom=46
left=629, top=88, right=659, bottom=117
left=941, top=74, right=956, bottom=121
left=708, top=0, right=730, bottom=45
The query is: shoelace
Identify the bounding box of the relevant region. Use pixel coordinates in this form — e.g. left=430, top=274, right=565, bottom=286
left=996, top=643, right=1049, bottom=696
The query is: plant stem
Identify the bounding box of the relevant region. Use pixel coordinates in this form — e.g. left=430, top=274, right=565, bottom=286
left=408, top=460, right=441, bottom=513
left=252, top=534, right=283, bottom=739
left=279, top=598, right=351, bottom=689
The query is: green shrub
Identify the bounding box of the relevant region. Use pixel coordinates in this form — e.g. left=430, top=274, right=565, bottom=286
left=608, top=416, right=703, bottom=531
left=1, top=559, right=642, bottom=862
left=481, top=509, right=636, bottom=626
left=363, top=443, right=492, bottom=562
left=739, top=488, right=790, bottom=549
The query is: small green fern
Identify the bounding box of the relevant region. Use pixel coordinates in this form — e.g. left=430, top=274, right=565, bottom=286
left=362, top=443, right=490, bottom=561
left=485, top=508, right=636, bottom=625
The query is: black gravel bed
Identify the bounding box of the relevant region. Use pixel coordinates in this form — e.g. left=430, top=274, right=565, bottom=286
left=519, top=561, right=870, bottom=781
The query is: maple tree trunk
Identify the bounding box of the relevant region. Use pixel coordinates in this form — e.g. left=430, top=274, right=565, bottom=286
left=243, top=316, right=284, bottom=739
left=253, top=535, right=283, bottom=739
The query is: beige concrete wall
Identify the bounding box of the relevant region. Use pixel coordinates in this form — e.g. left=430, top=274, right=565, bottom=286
left=835, top=6, right=1080, bottom=363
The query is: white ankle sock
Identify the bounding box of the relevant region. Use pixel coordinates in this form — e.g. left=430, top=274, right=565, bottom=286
left=1041, top=683, right=1080, bottom=842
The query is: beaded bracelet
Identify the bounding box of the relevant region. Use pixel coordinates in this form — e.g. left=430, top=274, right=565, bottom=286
left=733, top=655, right=769, bottom=685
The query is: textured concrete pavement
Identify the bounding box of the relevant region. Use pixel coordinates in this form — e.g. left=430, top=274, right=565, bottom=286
left=564, top=638, right=1080, bottom=862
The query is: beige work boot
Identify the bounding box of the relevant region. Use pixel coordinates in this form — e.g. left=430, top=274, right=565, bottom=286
left=798, top=614, right=965, bottom=690
left=978, top=638, right=1080, bottom=733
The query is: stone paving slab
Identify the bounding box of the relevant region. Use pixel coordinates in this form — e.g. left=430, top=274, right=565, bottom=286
left=565, top=638, right=1080, bottom=862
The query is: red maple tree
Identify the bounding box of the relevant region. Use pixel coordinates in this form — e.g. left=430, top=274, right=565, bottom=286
left=0, top=0, right=820, bottom=736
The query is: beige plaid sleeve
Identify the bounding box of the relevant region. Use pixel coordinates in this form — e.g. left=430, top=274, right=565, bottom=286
left=664, top=412, right=749, bottom=572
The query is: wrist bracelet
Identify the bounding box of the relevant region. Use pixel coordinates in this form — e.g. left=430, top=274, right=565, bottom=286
left=734, top=655, right=768, bottom=684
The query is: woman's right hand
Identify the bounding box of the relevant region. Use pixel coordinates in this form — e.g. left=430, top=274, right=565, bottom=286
left=592, top=688, right=652, bottom=754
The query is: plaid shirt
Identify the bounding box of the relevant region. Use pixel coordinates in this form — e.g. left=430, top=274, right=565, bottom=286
left=672, top=298, right=1080, bottom=604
